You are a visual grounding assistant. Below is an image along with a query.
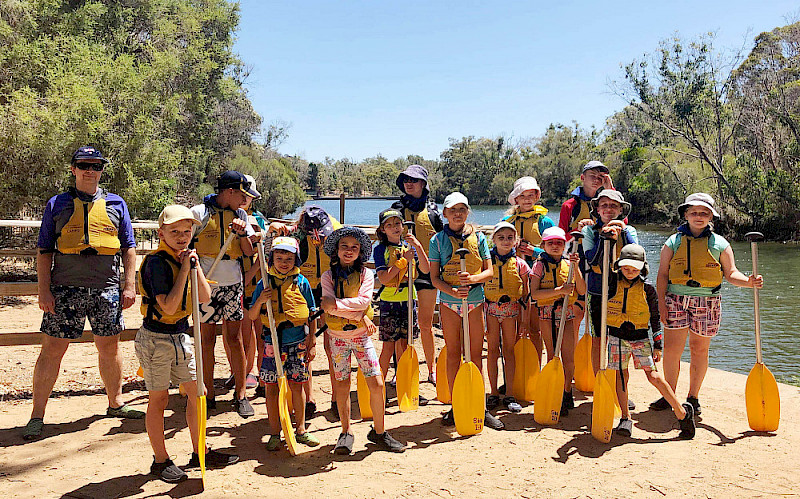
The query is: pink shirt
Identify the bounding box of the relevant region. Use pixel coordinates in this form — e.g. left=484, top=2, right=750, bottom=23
left=321, top=267, right=374, bottom=339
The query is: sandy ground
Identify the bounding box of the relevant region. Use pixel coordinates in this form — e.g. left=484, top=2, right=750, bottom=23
left=1, top=299, right=799, bottom=498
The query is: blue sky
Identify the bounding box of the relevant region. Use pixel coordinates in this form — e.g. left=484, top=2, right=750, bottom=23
left=234, top=1, right=798, bottom=163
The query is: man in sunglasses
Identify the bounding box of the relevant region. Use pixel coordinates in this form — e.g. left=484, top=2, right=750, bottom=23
left=24, top=146, right=143, bottom=440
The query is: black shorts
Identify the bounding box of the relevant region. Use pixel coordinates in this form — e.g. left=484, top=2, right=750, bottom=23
left=414, top=270, right=435, bottom=291
left=589, top=295, right=601, bottom=338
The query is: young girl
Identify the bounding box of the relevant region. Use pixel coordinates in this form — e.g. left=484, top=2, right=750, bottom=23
left=529, top=227, right=586, bottom=416
left=652, top=193, right=763, bottom=415
left=320, top=227, right=405, bottom=454
left=373, top=209, right=431, bottom=394
left=605, top=244, right=695, bottom=439
left=429, top=192, right=503, bottom=430
left=484, top=222, right=530, bottom=413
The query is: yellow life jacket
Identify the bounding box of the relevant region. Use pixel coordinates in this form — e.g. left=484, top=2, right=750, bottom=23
left=590, top=228, right=631, bottom=274
left=260, top=267, right=309, bottom=329
left=403, top=206, right=436, bottom=256
left=606, top=278, right=650, bottom=330
left=378, top=243, right=416, bottom=302
left=569, top=197, right=593, bottom=231
left=484, top=253, right=524, bottom=303
left=536, top=255, right=578, bottom=307
left=441, top=231, right=482, bottom=287
left=56, top=192, right=121, bottom=256
left=326, top=268, right=375, bottom=331
left=137, top=241, right=191, bottom=327
left=193, top=206, right=243, bottom=260
left=298, top=216, right=342, bottom=288
left=667, top=233, right=723, bottom=290
left=506, top=205, right=548, bottom=247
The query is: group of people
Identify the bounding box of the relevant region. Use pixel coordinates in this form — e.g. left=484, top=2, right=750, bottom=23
left=22, top=147, right=764, bottom=483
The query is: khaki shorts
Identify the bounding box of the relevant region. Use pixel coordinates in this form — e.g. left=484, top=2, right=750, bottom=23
left=134, top=326, right=196, bottom=392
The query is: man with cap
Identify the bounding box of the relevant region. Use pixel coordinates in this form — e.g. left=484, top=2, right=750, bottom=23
left=24, top=146, right=143, bottom=441
left=190, top=170, right=258, bottom=418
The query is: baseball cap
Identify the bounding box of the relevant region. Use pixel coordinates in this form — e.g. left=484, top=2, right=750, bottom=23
left=443, top=192, right=470, bottom=209
left=582, top=160, right=609, bottom=174
left=492, top=221, right=517, bottom=237
left=217, top=171, right=258, bottom=198
left=270, top=236, right=302, bottom=267
left=158, top=205, right=200, bottom=228
left=71, top=146, right=109, bottom=165
left=243, top=174, right=262, bottom=199
left=378, top=208, right=404, bottom=226
left=541, top=226, right=567, bottom=242
left=615, top=243, right=649, bottom=276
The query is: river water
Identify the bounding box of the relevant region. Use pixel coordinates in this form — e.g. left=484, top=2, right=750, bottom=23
left=290, top=199, right=798, bottom=384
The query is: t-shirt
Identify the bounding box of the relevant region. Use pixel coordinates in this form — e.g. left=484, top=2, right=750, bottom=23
left=38, top=187, right=136, bottom=288
left=663, top=231, right=730, bottom=297
left=428, top=228, right=491, bottom=305
left=191, top=195, right=255, bottom=287
left=140, top=253, right=190, bottom=334
left=250, top=274, right=316, bottom=346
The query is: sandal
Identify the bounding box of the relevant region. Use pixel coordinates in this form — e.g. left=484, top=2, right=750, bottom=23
left=107, top=404, right=145, bottom=419
left=23, top=418, right=44, bottom=441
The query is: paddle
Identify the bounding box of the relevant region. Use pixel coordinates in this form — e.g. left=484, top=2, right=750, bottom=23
left=533, top=235, right=579, bottom=425
left=512, top=337, right=539, bottom=402
left=452, top=247, right=485, bottom=436
left=256, top=238, right=298, bottom=455
left=436, top=345, right=453, bottom=403
left=591, top=236, right=616, bottom=443
left=397, top=221, right=420, bottom=412
left=744, top=231, right=780, bottom=432
left=357, top=367, right=374, bottom=419
left=573, top=312, right=595, bottom=393
left=189, top=257, right=207, bottom=488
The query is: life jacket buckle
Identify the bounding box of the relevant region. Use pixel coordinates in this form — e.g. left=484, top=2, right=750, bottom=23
left=343, top=324, right=358, bottom=331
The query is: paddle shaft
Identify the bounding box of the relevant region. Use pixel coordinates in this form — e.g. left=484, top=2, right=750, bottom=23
left=191, top=260, right=204, bottom=397
left=256, top=238, right=286, bottom=378
left=206, top=231, right=238, bottom=281
left=405, top=221, right=416, bottom=347
left=750, top=239, right=763, bottom=364
left=554, top=238, right=579, bottom=357
left=459, top=255, right=471, bottom=363
left=599, top=238, right=610, bottom=371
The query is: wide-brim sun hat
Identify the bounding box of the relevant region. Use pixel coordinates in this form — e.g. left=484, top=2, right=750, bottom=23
left=396, top=164, right=429, bottom=193
left=443, top=192, right=470, bottom=210
left=590, top=189, right=632, bottom=219
left=270, top=236, right=302, bottom=267
left=678, top=192, right=720, bottom=219
left=541, top=226, right=567, bottom=242
left=614, top=243, right=649, bottom=277
left=492, top=221, right=518, bottom=238
left=323, top=226, right=373, bottom=262
left=507, top=176, right=541, bottom=205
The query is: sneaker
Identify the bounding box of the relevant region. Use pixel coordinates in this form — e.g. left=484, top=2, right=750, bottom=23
left=333, top=432, right=354, bottom=455
left=106, top=404, right=145, bottom=419
left=246, top=374, right=259, bottom=389
left=150, top=458, right=187, bottom=483
left=187, top=449, right=239, bottom=468
left=305, top=400, right=317, bottom=419
left=628, top=399, right=636, bottom=410
left=23, top=418, right=44, bottom=441
left=503, top=396, right=522, bottom=413
left=296, top=432, right=321, bottom=447
left=441, top=409, right=455, bottom=427
left=484, top=410, right=505, bottom=430
left=367, top=428, right=406, bottom=453
left=649, top=396, right=671, bottom=411
left=265, top=434, right=282, bottom=451
left=678, top=403, right=696, bottom=440
left=486, top=394, right=500, bottom=410
left=233, top=397, right=255, bottom=418
left=614, top=418, right=633, bottom=437
left=224, top=374, right=235, bottom=389
left=686, top=396, right=702, bottom=416
left=253, top=385, right=266, bottom=399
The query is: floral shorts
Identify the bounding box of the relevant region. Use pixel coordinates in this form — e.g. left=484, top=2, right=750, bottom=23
left=538, top=302, right=576, bottom=321
left=485, top=300, right=521, bottom=320
left=329, top=335, right=381, bottom=381
left=607, top=337, right=655, bottom=370
left=665, top=292, right=722, bottom=337
left=41, top=285, right=123, bottom=339
left=199, top=283, right=244, bottom=323
left=260, top=340, right=308, bottom=384
left=441, top=301, right=481, bottom=317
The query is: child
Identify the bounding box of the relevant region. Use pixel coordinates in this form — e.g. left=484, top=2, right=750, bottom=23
left=320, top=226, right=406, bottom=454
left=607, top=244, right=695, bottom=438
left=484, top=221, right=530, bottom=413
left=136, top=205, right=238, bottom=482
left=429, top=192, right=503, bottom=430
left=373, top=209, right=431, bottom=399
left=652, top=193, right=763, bottom=415
left=529, top=227, right=586, bottom=416
left=247, top=237, right=320, bottom=450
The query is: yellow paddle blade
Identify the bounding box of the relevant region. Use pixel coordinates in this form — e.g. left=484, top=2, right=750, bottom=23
left=533, top=357, right=565, bottom=426
left=512, top=337, right=540, bottom=402
left=356, top=368, right=373, bottom=420
left=573, top=333, right=594, bottom=393
left=746, top=363, right=780, bottom=432
left=278, top=376, right=298, bottom=456
left=397, top=346, right=420, bottom=412
left=197, top=395, right=206, bottom=488
left=452, top=361, right=485, bottom=436
left=591, top=369, right=616, bottom=443
left=436, top=345, right=454, bottom=404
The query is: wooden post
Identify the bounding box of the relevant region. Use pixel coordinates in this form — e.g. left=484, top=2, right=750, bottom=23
left=339, top=192, right=346, bottom=223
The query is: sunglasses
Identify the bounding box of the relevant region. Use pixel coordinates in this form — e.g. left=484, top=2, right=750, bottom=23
left=403, top=178, right=423, bottom=184
left=74, top=162, right=105, bottom=171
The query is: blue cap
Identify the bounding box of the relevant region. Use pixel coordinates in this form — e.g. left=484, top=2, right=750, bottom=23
left=71, top=146, right=109, bottom=165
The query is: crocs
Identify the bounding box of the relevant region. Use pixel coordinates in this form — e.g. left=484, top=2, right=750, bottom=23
left=678, top=403, right=696, bottom=440
left=296, top=432, right=320, bottom=447
left=265, top=434, right=282, bottom=451
left=23, top=418, right=43, bottom=441
left=107, top=404, right=145, bottom=419
left=686, top=396, right=701, bottom=416
left=614, top=418, right=633, bottom=437
left=334, top=432, right=354, bottom=455
left=150, top=458, right=187, bottom=483
left=367, top=428, right=406, bottom=453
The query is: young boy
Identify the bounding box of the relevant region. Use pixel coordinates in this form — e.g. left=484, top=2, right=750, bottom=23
left=606, top=244, right=695, bottom=439
left=136, top=205, right=239, bottom=482
left=247, top=237, right=320, bottom=451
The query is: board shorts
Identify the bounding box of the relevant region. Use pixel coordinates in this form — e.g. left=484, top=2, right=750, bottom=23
left=199, top=282, right=244, bottom=323
left=485, top=300, right=521, bottom=320
left=378, top=300, right=419, bottom=342
left=134, top=326, right=196, bottom=392
left=260, top=340, right=309, bottom=384
left=41, top=285, right=124, bottom=339
left=539, top=302, right=576, bottom=321
left=664, top=292, right=722, bottom=337
left=607, top=337, right=655, bottom=370
left=329, top=335, right=381, bottom=381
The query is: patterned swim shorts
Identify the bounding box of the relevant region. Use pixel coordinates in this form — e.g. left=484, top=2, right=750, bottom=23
left=485, top=300, right=521, bottom=320
left=440, top=301, right=481, bottom=317
left=329, top=335, right=381, bottom=381
left=260, top=340, right=309, bottom=384
left=41, top=285, right=123, bottom=339
left=199, top=283, right=244, bottom=324
left=378, top=300, right=419, bottom=342
left=607, top=337, right=655, bottom=370
left=538, top=302, right=576, bottom=321
left=665, top=292, right=722, bottom=337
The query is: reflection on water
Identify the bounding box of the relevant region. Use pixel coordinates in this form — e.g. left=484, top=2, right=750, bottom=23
left=289, top=200, right=798, bottom=383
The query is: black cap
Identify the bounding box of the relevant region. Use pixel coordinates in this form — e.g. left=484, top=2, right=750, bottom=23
left=71, top=146, right=109, bottom=165
left=217, top=171, right=258, bottom=198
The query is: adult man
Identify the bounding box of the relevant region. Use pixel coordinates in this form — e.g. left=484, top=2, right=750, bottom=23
left=24, top=146, right=143, bottom=440
left=191, top=171, right=257, bottom=418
